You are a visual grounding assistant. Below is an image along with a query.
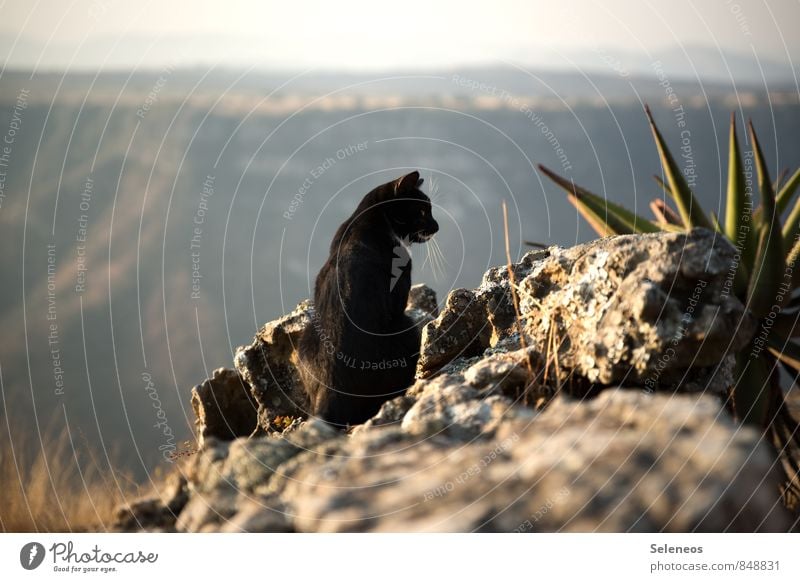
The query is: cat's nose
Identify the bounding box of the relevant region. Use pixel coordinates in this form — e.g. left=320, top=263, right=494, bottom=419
left=428, top=219, right=439, bottom=234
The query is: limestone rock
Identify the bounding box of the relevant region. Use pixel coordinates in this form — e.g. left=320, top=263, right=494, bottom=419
left=416, top=288, right=492, bottom=378
left=463, top=351, right=536, bottom=398
left=175, top=489, right=239, bottom=533
left=416, top=228, right=753, bottom=394
left=355, top=395, right=417, bottom=432
left=271, top=390, right=792, bottom=532
left=400, top=371, right=534, bottom=440
left=190, top=367, right=257, bottom=445
left=173, top=419, right=341, bottom=532
left=408, top=283, right=439, bottom=316
left=113, top=473, right=188, bottom=532
left=234, top=301, right=313, bottom=433
left=218, top=497, right=294, bottom=533
left=517, top=228, right=755, bottom=388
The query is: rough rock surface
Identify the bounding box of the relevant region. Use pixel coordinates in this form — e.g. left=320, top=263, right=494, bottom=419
left=417, top=228, right=754, bottom=394
left=233, top=300, right=312, bottom=433
left=113, top=473, right=189, bottom=532
left=191, top=368, right=258, bottom=446
left=517, top=228, right=756, bottom=387
left=115, top=230, right=797, bottom=533
left=272, top=390, right=790, bottom=532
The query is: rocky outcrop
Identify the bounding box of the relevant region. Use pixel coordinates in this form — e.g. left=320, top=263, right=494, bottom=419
left=417, top=228, right=754, bottom=390
left=269, top=390, right=789, bottom=532
left=232, top=300, right=312, bottom=434
left=113, top=473, right=189, bottom=532
left=115, top=229, right=797, bottom=532
left=191, top=368, right=258, bottom=446
left=516, top=229, right=754, bottom=387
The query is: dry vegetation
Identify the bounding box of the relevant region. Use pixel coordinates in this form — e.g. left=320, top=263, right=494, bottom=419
left=0, top=412, right=142, bottom=532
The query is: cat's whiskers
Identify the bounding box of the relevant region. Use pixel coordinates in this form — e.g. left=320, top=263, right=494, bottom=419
left=420, top=244, right=432, bottom=271
left=419, top=175, right=445, bottom=280
left=425, top=236, right=448, bottom=281
left=432, top=192, right=445, bottom=204
left=429, top=177, right=444, bottom=205
left=425, top=240, right=438, bottom=280
left=437, top=240, right=447, bottom=274
left=433, top=242, right=442, bottom=280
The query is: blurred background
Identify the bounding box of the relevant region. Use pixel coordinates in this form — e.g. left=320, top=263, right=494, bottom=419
left=0, top=0, right=798, bottom=486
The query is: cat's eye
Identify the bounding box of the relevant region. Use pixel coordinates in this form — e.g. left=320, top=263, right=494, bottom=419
left=419, top=209, right=426, bottom=217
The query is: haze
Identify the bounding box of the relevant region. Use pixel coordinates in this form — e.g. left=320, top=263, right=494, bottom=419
left=1, top=0, right=798, bottom=73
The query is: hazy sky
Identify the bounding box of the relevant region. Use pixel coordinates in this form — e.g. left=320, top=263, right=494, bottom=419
left=1, top=0, right=798, bottom=71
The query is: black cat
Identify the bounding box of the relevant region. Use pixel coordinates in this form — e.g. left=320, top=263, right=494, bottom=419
left=298, top=171, right=439, bottom=427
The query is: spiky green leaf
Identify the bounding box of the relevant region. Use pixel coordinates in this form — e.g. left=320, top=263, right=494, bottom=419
left=782, top=195, right=800, bottom=249
left=776, top=168, right=800, bottom=215
left=709, top=211, right=724, bottom=234
left=538, top=165, right=661, bottom=235
left=653, top=174, right=671, bottom=195
left=644, top=104, right=712, bottom=230
left=709, top=211, right=750, bottom=295
left=567, top=194, right=620, bottom=237
left=649, top=197, right=682, bottom=226
left=724, top=114, right=757, bottom=266
left=767, top=336, right=800, bottom=373
left=781, top=168, right=800, bottom=248
left=656, top=222, right=688, bottom=233
left=787, top=236, right=800, bottom=289
left=774, top=169, right=789, bottom=193
left=746, top=121, right=785, bottom=318
left=754, top=168, right=799, bottom=226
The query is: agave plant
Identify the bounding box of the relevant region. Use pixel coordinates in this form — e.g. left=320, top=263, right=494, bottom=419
left=539, top=106, right=800, bottom=509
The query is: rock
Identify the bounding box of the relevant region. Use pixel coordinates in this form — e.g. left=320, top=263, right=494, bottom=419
left=408, top=283, right=439, bottom=316
left=416, top=228, right=754, bottom=394
left=189, top=419, right=340, bottom=495
left=416, top=288, right=493, bottom=378
left=463, top=351, right=536, bottom=398
left=271, top=390, right=793, bottom=532
left=176, top=472, right=293, bottom=533
left=400, top=370, right=534, bottom=440
left=355, top=395, right=417, bottom=432
left=402, top=283, right=439, bottom=329
left=517, top=228, right=756, bottom=389
left=173, top=419, right=341, bottom=532
left=186, top=437, right=231, bottom=494
left=476, top=249, right=546, bottom=344
left=175, top=489, right=239, bottom=533
left=190, top=368, right=258, bottom=445
left=218, top=497, right=294, bottom=533
left=113, top=473, right=188, bottom=532
left=234, top=301, right=313, bottom=433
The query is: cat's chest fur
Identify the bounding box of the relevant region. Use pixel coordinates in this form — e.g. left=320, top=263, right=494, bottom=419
left=388, top=233, right=413, bottom=295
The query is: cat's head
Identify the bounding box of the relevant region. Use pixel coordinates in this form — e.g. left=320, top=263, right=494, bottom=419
left=383, top=171, right=439, bottom=244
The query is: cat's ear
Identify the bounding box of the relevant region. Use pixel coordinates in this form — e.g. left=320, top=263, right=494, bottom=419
left=394, top=171, right=420, bottom=195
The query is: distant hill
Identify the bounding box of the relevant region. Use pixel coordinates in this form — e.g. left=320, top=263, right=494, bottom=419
left=1, top=62, right=795, bottom=106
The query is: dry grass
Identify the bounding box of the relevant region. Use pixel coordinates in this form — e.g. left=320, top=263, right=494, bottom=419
left=0, top=413, right=142, bottom=532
